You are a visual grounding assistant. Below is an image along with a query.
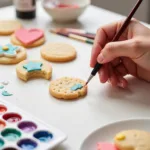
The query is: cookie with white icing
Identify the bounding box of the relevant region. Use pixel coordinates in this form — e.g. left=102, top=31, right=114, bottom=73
left=49, top=77, right=87, bottom=100
left=0, top=44, right=26, bottom=64
left=16, top=60, right=52, bottom=81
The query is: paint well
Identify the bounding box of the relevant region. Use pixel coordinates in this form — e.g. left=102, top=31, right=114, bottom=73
left=0, top=105, right=7, bottom=114
left=18, top=139, right=37, bottom=150
left=18, top=121, right=37, bottom=133
left=1, top=128, right=21, bottom=141
left=33, top=131, right=53, bottom=142
left=3, top=113, right=22, bottom=123
left=0, top=138, right=4, bottom=148
left=0, top=120, right=6, bottom=130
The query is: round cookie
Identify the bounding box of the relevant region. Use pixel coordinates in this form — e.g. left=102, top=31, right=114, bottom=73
left=49, top=77, right=87, bottom=100
left=11, top=34, right=45, bottom=48
left=114, top=130, right=150, bottom=150
left=0, top=20, right=22, bottom=35
left=0, top=44, right=26, bottom=64
left=16, top=60, right=52, bottom=81
left=41, top=43, right=77, bottom=62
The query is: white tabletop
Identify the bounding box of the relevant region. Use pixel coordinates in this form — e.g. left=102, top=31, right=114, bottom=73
left=0, top=2, right=150, bottom=150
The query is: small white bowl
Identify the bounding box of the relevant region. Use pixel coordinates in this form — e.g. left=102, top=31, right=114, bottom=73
left=42, top=0, right=90, bottom=23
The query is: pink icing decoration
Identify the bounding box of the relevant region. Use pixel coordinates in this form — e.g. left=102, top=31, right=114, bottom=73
left=97, top=143, right=119, bottom=150
left=15, top=29, right=44, bottom=45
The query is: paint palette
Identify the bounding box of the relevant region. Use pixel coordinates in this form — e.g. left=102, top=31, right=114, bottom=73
left=0, top=98, right=67, bottom=150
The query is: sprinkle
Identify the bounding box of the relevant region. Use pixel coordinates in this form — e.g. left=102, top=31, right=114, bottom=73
left=116, top=134, right=126, bottom=140
left=2, top=46, right=8, bottom=51
left=2, top=81, right=9, bottom=85
left=0, top=85, right=4, bottom=89
left=2, top=91, right=13, bottom=96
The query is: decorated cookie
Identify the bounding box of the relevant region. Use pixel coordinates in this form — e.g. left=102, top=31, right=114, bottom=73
left=0, top=20, right=22, bottom=35
left=114, top=130, right=150, bottom=150
left=41, top=43, right=77, bottom=62
left=97, top=143, right=118, bottom=150
left=49, top=77, right=87, bottom=100
left=16, top=60, right=52, bottom=81
left=11, top=29, right=45, bottom=48
left=0, top=44, right=27, bottom=64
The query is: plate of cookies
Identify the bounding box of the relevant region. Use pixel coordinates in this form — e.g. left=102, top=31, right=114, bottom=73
left=80, top=118, right=150, bottom=150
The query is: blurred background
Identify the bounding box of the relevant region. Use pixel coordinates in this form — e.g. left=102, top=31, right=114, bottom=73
left=0, top=0, right=150, bottom=23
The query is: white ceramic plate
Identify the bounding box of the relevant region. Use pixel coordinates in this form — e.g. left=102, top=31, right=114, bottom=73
left=80, top=118, right=150, bottom=150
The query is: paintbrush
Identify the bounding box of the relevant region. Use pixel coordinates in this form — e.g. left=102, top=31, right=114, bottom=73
left=50, top=28, right=95, bottom=39
left=85, top=0, right=143, bottom=86
left=50, top=29, right=94, bottom=44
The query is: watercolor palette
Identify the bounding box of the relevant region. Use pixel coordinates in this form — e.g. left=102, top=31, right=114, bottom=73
left=0, top=98, right=67, bottom=150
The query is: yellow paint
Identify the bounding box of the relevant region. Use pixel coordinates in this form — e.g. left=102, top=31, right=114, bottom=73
left=116, top=134, right=126, bottom=140
left=2, top=46, right=8, bottom=51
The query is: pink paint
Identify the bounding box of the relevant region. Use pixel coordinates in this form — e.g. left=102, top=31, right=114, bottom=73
left=15, top=29, right=44, bottom=45
left=56, top=4, right=79, bottom=8
left=97, top=143, right=119, bottom=150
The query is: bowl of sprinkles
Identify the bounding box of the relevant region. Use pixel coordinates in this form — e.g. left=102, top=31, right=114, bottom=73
left=42, top=0, right=90, bottom=23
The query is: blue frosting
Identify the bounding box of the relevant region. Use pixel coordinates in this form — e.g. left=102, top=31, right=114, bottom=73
left=0, top=44, right=19, bottom=57
left=71, top=84, right=83, bottom=91
left=23, top=62, right=43, bottom=72
left=2, top=91, right=13, bottom=96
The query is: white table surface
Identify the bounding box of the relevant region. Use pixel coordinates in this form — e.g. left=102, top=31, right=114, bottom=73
left=0, top=2, right=150, bottom=150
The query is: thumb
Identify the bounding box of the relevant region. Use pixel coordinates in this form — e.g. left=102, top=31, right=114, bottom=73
left=97, top=39, right=141, bottom=64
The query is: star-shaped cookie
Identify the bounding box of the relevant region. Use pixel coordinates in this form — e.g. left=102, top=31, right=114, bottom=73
left=23, top=62, right=43, bottom=72
left=0, top=44, right=20, bottom=58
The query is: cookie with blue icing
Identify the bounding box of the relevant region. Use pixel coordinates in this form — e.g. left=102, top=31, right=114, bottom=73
left=0, top=44, right=27, bottom=64
left=16, top=60, right=52, bottom=81
left=50, top=77, right=87, bottom=100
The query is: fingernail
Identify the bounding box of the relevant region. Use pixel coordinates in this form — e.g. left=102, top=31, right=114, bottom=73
left=98, top=54, right=104, bottom=63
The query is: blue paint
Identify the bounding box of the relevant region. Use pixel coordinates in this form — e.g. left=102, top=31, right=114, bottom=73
left=0, top=85, right=4, bottom=89
left=18, top=139, right=37, bottom=150
left=71, top=84, right=83, bottom=91
left=34, top=131, right=53, bottom=142
left=0, top=44, right=19, bottom=57
left=23, top=62, right=43, bottom=72
left=22, top=144, right=35, bottom=150
left=2, top=91, right=13, bottom=96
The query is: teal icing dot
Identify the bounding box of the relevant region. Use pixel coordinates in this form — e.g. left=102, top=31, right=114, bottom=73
left=23, top=62, right=43, bottom=72
left=0, top=85, right=4, bottom=89
left=71, top=84, right=83, bottom=91
left=2, top=91, right=13, bottom=96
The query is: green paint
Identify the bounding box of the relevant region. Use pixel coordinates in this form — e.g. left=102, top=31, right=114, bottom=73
left=0, top=85, right=4, bottom=89
left=0, top=138, right=4, bottom=148
left=71, top=84, right=83, bottom=91
left=2, top=91, right=13, bottom=96
left=1, top=128, right=21, bottom=141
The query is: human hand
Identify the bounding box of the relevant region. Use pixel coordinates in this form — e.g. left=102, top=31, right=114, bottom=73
left=90, top=19, right=150, bottom=88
